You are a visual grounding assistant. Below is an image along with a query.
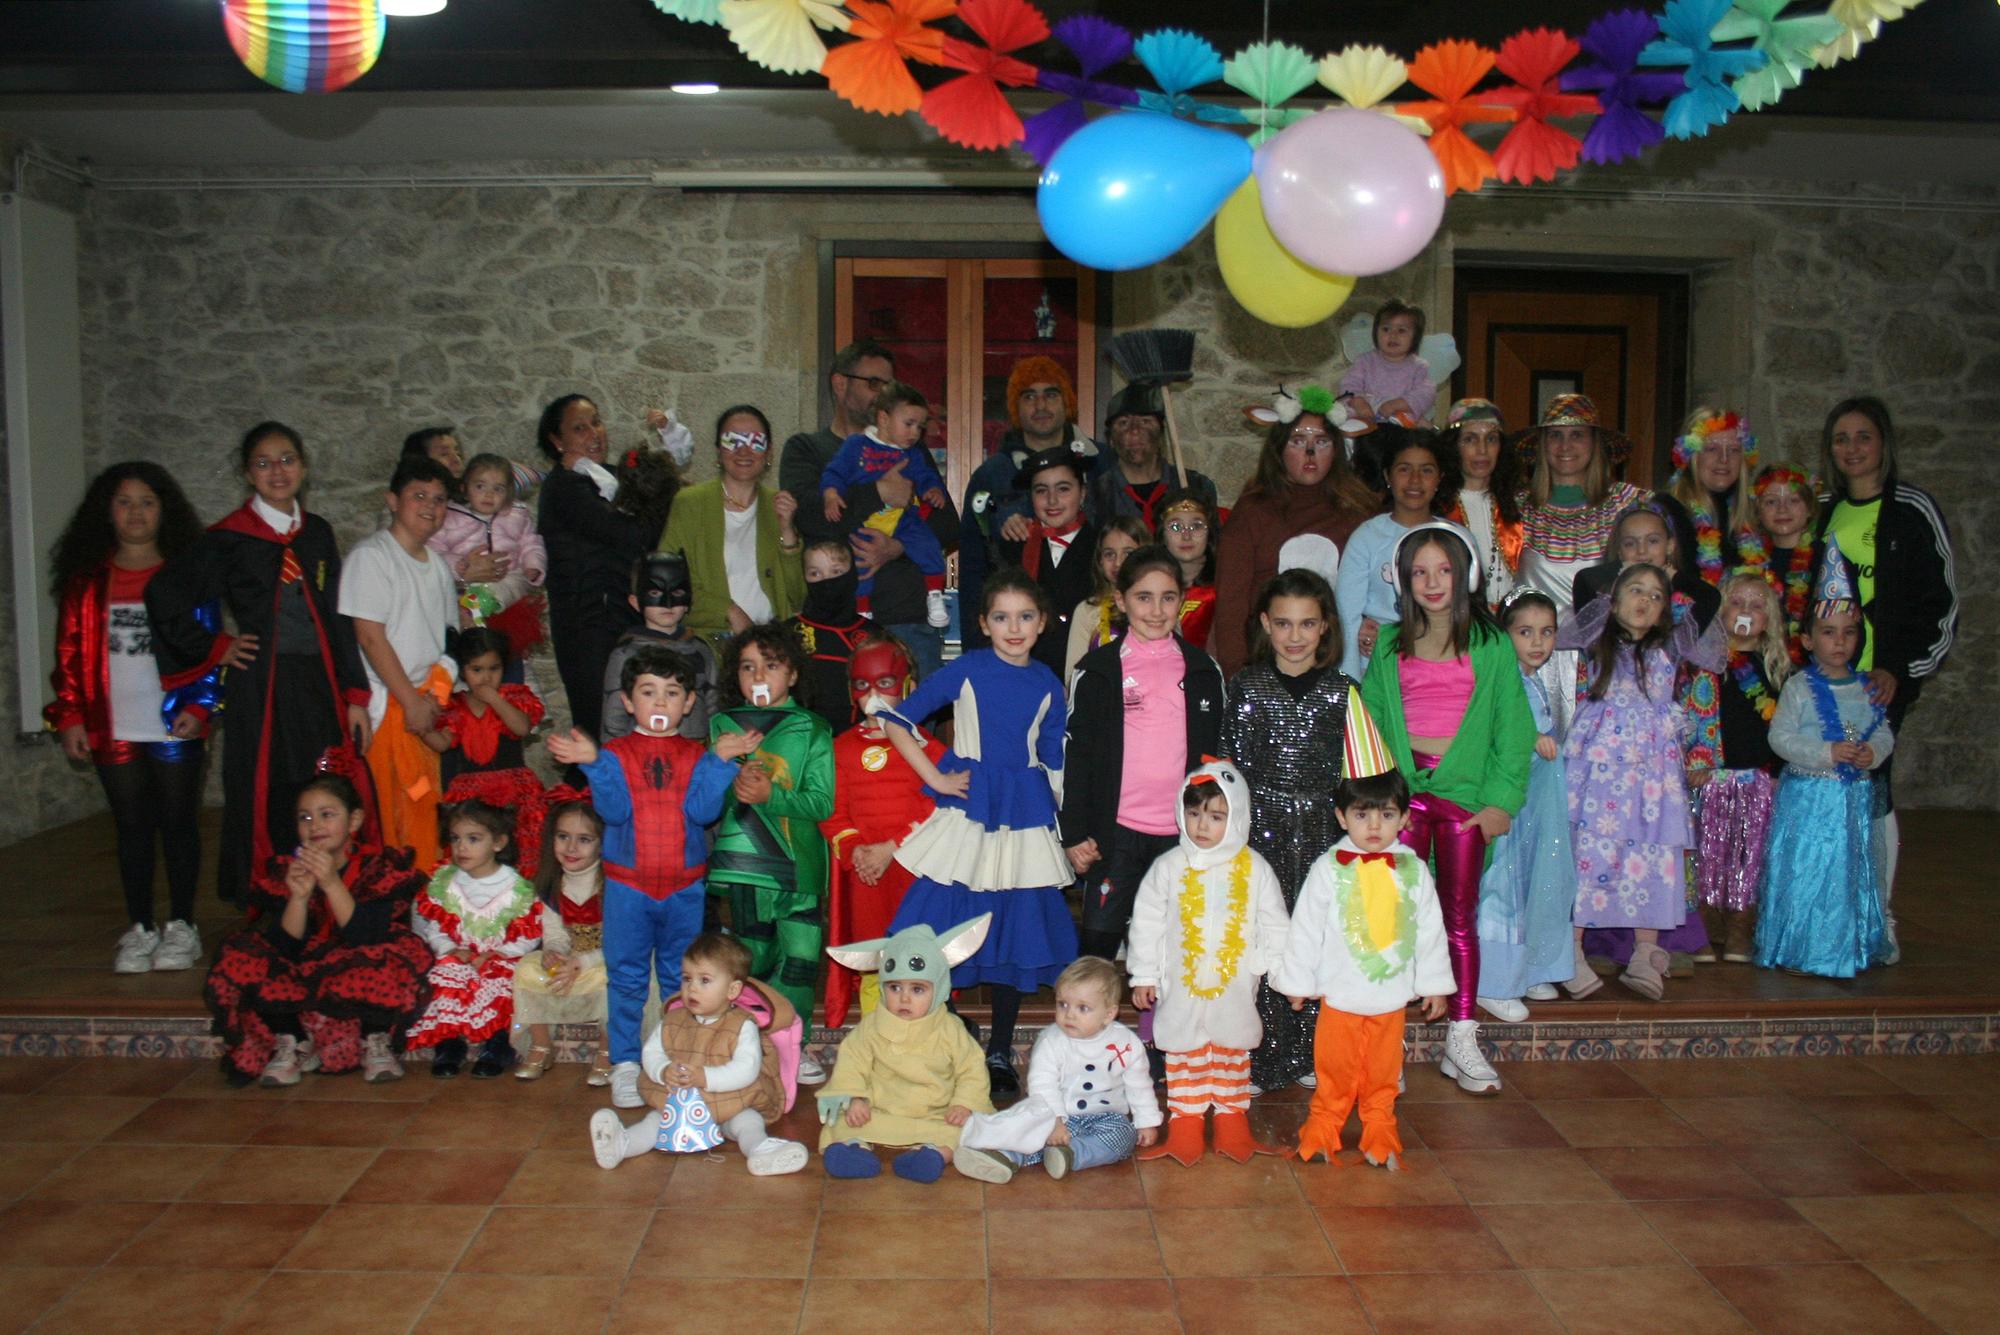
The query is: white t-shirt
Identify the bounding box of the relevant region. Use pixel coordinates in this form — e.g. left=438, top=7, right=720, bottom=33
left=106, top=571, right=168, bottom=744
left=337, top=528, right=459, bottom=726
left=723, top=503, right=773, bottom=623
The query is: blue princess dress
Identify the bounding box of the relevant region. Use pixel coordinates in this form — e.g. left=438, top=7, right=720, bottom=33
left=1754, top=666, right=1893, bottom=978
left=882, top=649, right=1078, bottom=991
left=1476, top=668, right=1576, bottom=998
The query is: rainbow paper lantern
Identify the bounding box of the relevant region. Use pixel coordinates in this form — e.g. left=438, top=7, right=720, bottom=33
left=220, top=0, right=387, bottom=94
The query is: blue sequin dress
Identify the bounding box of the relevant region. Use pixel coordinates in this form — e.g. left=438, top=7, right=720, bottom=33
left=1477, top=668, right=1577, bottom=998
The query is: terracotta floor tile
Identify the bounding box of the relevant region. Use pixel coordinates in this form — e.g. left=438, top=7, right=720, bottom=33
left=1527, top=1266, right=1752, bottom=1334
left=1292, top=1149, right=1467, bottom=1207
left=393, top=1098, right=562, bottom=1152
left=988, top=1207, right=1163, bottom=1278
left=1756, top=1058, right=1905, bottom=1098
left=426, top=1275, right=624, bottom=1334
left=608, top=1277, right=804, bottom=1335
left=0, top=1057, right=79, bottom=1095
left=1861, top=1056, right=2000, bottom=1100
left=0, top=1267, right=88, bottom=1335
left=32, top=1267, right=262, bottom=1335
left=1615, top=1060, right=1776, bottom=1098
left=797, top=1279, right=986, bottom=1334
left=29, top=1143, right=229, bottom=1202
left=809, top=1209, right=986, bottom=1279
left=1791, top=1196, right=2000, bottom=1261
left=1941, top=1194, right=2000, bottom=1239
left=1154, top=1205, right=1338, bottom=1276
left=1537, top=1098, right=1707, bottom=1149
left=183, top=1146, right=378, bottom=1203
left=1799, top=1094, right=1984, bottom=1145
left=1352, top=1271, right=1561, bottom=1333
left=821, top=1158, right=985, bottom=1211
left=341, top=1147, right=525, bottom=1205
left=0, top=1141, right=79, bottom=1201
left=500, top=1143, right=674, bottom=1206
left=282, top=1070, right=433, bottom=1102
left=1479, top=1201, right=1682, bottom=1269
left=632, top=1207, right=817, bottom=1277
left=1664, top=1095, right=1844, bottom=1146
left=657, top=1148, right=825, bottom=1209
left=39, top=1060, right=204, bottom=1099
left=1436, top=1148, right=1621, bottom=1204
left=989, top=1277, right=1180, bottom=1332
left=1174, top=1275, right=1374, bottom=1334
left=279, top=1202, right=489, bottom=1271
left=1581, top=1145, right=1773, bottom=1201
left=1636, top=1197, right=1847, bottom=1266
left=0, top=1200, right=165, bottom=1265
left=456, top=1204, right=652, bottom=1275
left=1698, top=1262, right=1933, bottom=1335
left=1727, top=1141, right=1919, bottom=1198
left=245, top=1100, right=416, bottom=1147
left=1138, top=1153, right=1303, bottom=1208
left=0, top=1094, right=153, bottom=1143
left=1868, top=1140, right=2000, bottom=1194
left=218, top=1270, right=441, bottom=1334
left=105, top=1097, right=276, bottom=1146
left=1867, top=1258, right=2000, bottom=1335
left=1497, top=1061, right=1651, bottom=1101
left=1316, top=1203, right=1513, bottom=1274
left=1400, top=1101, right=1565, bottom=1151
left=1396, top=1061, right=1528, bottom=1102
left=109, top=1202, right=325, bottom=1269
left=1923, top=1094, right=2000, bottom=1139
left=981, top=1155, right=1148, bottom=1209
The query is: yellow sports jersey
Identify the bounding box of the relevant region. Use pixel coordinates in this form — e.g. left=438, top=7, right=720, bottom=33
left=1827, top=497, right=1880, bottom=671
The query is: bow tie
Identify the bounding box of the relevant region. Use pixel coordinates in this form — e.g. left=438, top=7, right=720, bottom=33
left=1336, top=849, right=1396, bottom=866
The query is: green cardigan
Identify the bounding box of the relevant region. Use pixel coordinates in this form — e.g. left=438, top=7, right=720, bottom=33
left=659, top=479, right=806, bottom=642
left=1361, top=622, right=1535, bottom=817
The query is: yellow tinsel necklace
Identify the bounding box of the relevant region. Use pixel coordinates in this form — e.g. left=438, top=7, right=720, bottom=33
left=1179, top=850, right=1252, bottom=1000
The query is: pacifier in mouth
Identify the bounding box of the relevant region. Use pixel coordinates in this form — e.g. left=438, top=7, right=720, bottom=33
left=648, top=714, right=671, bottom=733
left=1732, top=615, right=1754, bottom=636
left=750, top=683, right=772, bottom=706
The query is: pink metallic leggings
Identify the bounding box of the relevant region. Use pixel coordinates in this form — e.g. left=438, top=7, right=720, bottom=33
left=1402, top=755, right=1485, bottom=1022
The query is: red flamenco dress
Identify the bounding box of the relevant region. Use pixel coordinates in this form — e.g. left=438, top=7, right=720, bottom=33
left=204, top=847, right=433, bottom=1079
left=403, top=866, right=544, bottom=1049
left=437, top=684, right=548, bottom=874
left=818, top=720, right=943, bottom=1026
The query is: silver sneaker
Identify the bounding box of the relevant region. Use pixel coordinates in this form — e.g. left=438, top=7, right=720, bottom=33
left=260, top=1034, right=320, bottom=1087
left=151, top=920, right=202, bottom=972
left=362, top=1032, right=404, bottom=1083
left=1440, top=1020, right=1501, bottom=1095
left=113, top=923, right=159, bottom=974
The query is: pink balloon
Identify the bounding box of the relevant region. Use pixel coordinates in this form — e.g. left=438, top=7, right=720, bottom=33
left=1253, top=109, right=1446, bottom=278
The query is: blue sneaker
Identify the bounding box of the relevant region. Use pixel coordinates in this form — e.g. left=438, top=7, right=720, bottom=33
left=823, top=1142, right=881, bottom=1179
left=892, top=1146, right=945, bottom=1183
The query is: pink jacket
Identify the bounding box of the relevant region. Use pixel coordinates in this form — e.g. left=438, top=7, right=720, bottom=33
left=428, top=502, right=547, bottom=612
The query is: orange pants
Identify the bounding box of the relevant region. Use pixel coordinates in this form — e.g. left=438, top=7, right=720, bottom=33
left=1297, top=1006, right=1406, bottom=1163
left=367, top=664, right=451, bottom=870
left=1163, top=1044, right=1252, bottom=1117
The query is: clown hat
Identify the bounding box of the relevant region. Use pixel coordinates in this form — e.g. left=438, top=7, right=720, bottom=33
left=1510, top=393, right=1632, bottom=472
left=1343, top=693, right=1395, bottom=780
left=1814, top=533, right=1859, bottom=612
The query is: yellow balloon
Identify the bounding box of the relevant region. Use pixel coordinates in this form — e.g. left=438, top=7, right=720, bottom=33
left=1214, top=178, right=1356, bottom=328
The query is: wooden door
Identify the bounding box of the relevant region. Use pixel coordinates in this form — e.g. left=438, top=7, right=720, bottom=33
left=1454, top=271, right=1688, bottom=488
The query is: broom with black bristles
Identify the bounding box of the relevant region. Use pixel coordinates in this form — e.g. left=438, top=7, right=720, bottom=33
left=1108, top=328, right=1195, bottom=490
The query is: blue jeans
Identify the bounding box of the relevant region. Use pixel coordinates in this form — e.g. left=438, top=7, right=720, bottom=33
left=603, top=878, right=706, bottom=1064
left=886, top=622, right=944, bottom=684
left=1004, top=1112, right=1137, bottom=1171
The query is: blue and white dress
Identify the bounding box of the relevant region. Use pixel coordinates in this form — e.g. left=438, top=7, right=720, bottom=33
left=1754, top=666, right=1892, bottom=978
left=1476, top=668, right=1576, bottom=998
left=882, top=649, right=1077, bottom=991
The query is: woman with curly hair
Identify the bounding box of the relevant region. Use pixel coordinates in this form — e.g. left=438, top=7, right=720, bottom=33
left=47, top=461, right=221, bottom=973
left=1440, top=399, right=1525, bottom=608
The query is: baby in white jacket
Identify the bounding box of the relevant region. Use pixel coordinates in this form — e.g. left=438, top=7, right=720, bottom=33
left=952, top=957, right=1161, bottom=1183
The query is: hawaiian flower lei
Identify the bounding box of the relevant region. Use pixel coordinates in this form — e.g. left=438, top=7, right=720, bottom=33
left=1726, top=649, right=1778, bottom=723
left=1337, top=856, right=1419, bottom=983
left=1178, top=851, right=1252, bottom=1000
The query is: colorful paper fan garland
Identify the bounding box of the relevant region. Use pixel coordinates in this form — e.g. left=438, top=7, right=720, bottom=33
left=1317, top=44, right=1431, bottom=133
left=650, top=0, right=722, bottom=23
left=1563, top=9, right=1686, bottom=163
left=1401, top=40, right=1517, bottom=195
left=920, top=0, right=1048, bottom=148
left=1485, top=28, right=1602, bottom=183
left=720, top=0, right=852, bottom=76
left=1715, top=0, right=1845, bottom=111
left=1640, top=0, right=1768, bottom=139
left=823, top=0, right=953, bottom=116
left=1024, top=15, right=1137, bottom=164
left=220, top=0, right=385, bottom=95
left=1223, top=41, right=1318, bottom=145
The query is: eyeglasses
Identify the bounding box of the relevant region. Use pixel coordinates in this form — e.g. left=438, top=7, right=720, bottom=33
left=840, top=373, right=891, bottom=392
left=250, top=454, right=301, bottom=470
left=1165, top=520, right=1208, bottom=535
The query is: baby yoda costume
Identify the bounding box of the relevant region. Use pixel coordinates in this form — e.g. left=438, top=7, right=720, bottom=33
left=818, top=916, right=995, bottom=1155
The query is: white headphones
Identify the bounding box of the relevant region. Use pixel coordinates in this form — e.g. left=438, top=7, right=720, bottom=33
left=1385, top=520, right=1483, bottom=594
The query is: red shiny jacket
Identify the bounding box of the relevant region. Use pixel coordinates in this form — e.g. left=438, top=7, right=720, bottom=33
left=45, top=560, right=221, bottom=754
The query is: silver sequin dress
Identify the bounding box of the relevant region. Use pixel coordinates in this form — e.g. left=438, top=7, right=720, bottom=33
left=1220, top=664, right=1353, bottom=1089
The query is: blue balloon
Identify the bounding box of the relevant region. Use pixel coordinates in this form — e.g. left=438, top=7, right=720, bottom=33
left=1036, top=112, right=1253, bottom=272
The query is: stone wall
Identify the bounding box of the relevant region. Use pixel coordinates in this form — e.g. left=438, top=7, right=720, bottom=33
left=0, top=153, right=1990, bottom=843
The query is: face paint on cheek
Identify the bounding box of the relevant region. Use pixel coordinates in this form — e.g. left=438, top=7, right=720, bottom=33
left=749, top=683, right=772, bottom=706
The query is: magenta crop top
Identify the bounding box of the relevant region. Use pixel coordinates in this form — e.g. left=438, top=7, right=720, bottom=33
left=1398, top=654, right=1474, bottom=736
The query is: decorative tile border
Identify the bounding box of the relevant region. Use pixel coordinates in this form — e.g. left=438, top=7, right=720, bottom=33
left=0, top=1011, right=1990, bottom=1064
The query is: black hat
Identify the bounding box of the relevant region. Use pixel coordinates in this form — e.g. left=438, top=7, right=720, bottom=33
left=634, top=550, right=692, bottom=608
left=1012, top=442, right=1090, bottom=492
left=1104, top=383, right=1164, bottom=428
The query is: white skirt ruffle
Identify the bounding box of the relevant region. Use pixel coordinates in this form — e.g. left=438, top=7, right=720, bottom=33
left=893, top=808, right=1073, bottom=892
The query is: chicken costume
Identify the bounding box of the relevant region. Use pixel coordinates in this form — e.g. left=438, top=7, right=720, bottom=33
left=1126, top=759, right=1292, bottom=1166
left=817, top=916, right=995, bottom=1180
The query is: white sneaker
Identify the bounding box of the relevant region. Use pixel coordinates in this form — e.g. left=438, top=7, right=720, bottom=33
left=1245, top=1081, right=1264, bottom=1097
left=1295, top=1073, right=1318, bottom=1089
left=925, top=589, right=950, bottom=628
left=796, top=1053, right=827, bottom=1084
left=610, top=1061, right=644, bottom=1109
left=1440, top=1020, right=1501, bottom=1095
left=590, top=1109, right=626, bottom=1170
left=151, top=920, right=202, bottom=972
left=1523, top=983, right=1560, bottom=1002
left=1478, top=996, right=1530, bottom=1024
left=1880, top=913, right=1901, bottom=966
left=113, top=924, right=159, bottom=974
left=362, top=1032, right=404, bottom=1083
left=747, top=1138, right=809, bottom=1177
left=260, top=1035, right=320, bottom=1087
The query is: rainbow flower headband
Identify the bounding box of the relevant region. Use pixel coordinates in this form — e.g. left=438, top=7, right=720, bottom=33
left=1752, top=464, right=1817, bottom=498
left=1671, top=411, right=1757, bottom=474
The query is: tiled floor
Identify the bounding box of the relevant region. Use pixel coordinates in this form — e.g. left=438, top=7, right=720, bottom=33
left=1, top=1051, right=1996, bottom=1332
